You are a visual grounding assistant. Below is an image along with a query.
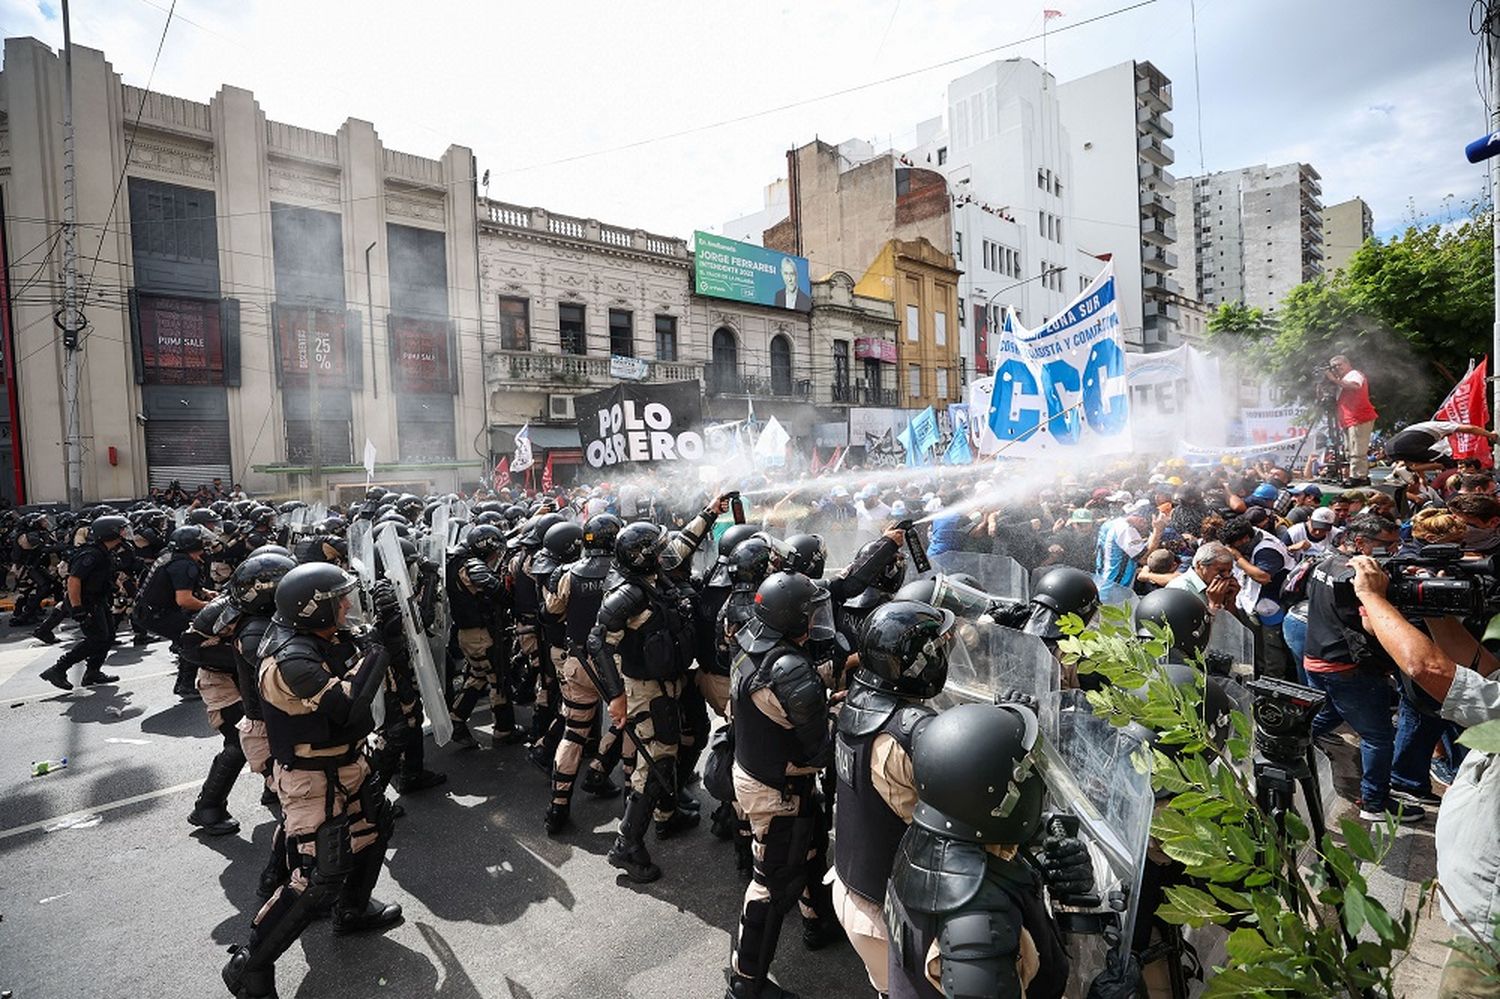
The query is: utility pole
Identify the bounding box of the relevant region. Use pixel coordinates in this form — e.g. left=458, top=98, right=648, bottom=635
left=60, top=0, right=84, bottom=509
left=1490, top=1, right=1500, bottom=464
left=307, top=308, right=323, bottom=501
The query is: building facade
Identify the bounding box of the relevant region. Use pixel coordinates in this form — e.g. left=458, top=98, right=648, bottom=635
left=1172, top=162, right=1324, bottom=312
left=1322, top=196, right=1373, bottom=275
left=1, top=37, right=485, bottom=504
left=1058, top=60, right=1180, bottom=351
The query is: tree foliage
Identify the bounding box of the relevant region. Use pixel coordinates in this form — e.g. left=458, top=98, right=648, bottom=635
left=1055, top=609, right=1421, bottom=996
left=1205, top=203, right=1494, bottom=426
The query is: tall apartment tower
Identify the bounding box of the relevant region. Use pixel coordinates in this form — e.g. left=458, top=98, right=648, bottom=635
left=1322, top=196, right=1374, bottom=274
left=1172, top=162, right=1324, bottom=311
left=1058, top=60, right=1180, bottom=351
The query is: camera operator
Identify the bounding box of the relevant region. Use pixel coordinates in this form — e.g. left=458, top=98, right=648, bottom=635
left=1348, top=555, right=1500, bottom=996
left=1301, top=514, right=1421, bottom=823
left=1325, top=354, right=1377, bottom=486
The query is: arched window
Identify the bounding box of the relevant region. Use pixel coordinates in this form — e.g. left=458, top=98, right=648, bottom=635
left=770, top=334, right=792, bottom=396
left=711, top=327, right=738, bottom=393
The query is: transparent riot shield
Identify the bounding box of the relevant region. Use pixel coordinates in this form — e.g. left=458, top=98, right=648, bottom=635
left=308, top=501, right=327, bottom=525
left=426, top=505, right=451, bottom=690
left=929, top=573, right=998, bottom=620
left=347, top=519, right=383, bottom=727
left=1096, top=579, right=1138, bottom=617
left=930, top=551, right=1030, bottom=602
left=377, top=525, right=453, bottom=746
left=1206, top=610, right=1255, bottom=671
left=936, top=619, right=1061, bottom=736
left=1035, top=689, right=1154, bottom=993
left=173, top=507, right=187, bottom=529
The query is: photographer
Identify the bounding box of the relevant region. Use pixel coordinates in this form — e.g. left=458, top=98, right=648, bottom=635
left=1301, top=514, right=1420, bottom=823
left=1349, top=555, right=1500, bottom=997
left=1325, top=354, right=1378, bottom=486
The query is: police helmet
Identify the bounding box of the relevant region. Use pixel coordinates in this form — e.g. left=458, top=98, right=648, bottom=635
left=1030, top=566, right=1101, bottom=618
left=394, top=494, right=424, bottom=521
left=911, top=701, right=1046, bottom=844
left=520, top=513, right=566, bottom=548
left=582, top=513, right=623, bottom=556
left=855, top=599, right=955, bottom=699
left=615, top=522, right=667, bottom=575
left=729, top=535, right=774, bottom=588
left=778, top=533, right=828, bottom=579
left=544, top=522, right=585, bottom=562
left=170, top=525, right=208, bottom=553
left=186, top=508, right=221, bottom=530
left=717, top=523, right=761, bottom=558
left=464, top=524, right=506, bottom=559
left=228, top=552, right=297, bottom=614
left=249, top=544, right=293, bottom=559
left=89, top=515, right=132, bottom=544
left=752, top=571, right=830, bottom=639
left=1134, top=587, right=1212, bottom=658
left=272, top=562, right=358, bottom=631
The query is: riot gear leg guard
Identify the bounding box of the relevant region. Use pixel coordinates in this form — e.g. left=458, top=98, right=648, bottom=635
left=607, top=791, right=661, bottom=883
left=257, top=822, right=289, bottom=901
left=189, top=737, right=246, bottom=836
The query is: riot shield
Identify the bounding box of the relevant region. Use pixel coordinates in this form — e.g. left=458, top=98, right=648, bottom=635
left=1096, top=579, right=1138, bottom=616
left=172, top=507, right=187, bottom=529
left=427, top=504, right=451, bottom=680
left=929, top=551, right=1029, bottom=602
left=935, top=619, right=1061, bottom=736
left=1206, top=610, right=1255, bottom=671
left=377, top=525, right=453, bottom=746
left=820, top=524, right=868, bottom=578
left=1035, top=689, right=1154, bottom=992
left=347, top=519, right=383, bottom=726
left=929, top=573, right=999, bottom=620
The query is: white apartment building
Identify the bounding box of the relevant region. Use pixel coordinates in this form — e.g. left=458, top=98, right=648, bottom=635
left=903, top=59, right=1114, bottom=381
left=1058, top=60, right=1180, bottom=351
left=1172, top=162, right=1324, bottom=311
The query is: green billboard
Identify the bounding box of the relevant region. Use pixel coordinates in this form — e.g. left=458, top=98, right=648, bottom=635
left=693, top=231, right=812, bottom=313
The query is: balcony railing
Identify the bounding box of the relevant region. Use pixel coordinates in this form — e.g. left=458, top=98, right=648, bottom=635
left=1140, top=218, right=1177, bottom=246
left=1135, top=74, right=1173, bottom=112
left=1142, top=246, right=1179, bottom=272
left=1136, top=106, right=1174, bottom=139
left=486, top=348, right=700, bottom=389
left=1137, top=134, right=1175, bottom=167
left=1139, top=189, right=1176, bottom=217
left=704, top=363, right=811, bottom=400
left=479, top=200, right=689, bottom=259
left=831, top=382, right=899, bottom=407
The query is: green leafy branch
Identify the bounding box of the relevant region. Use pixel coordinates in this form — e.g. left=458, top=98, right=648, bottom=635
left=1055, top=608, right=1420, bottom=997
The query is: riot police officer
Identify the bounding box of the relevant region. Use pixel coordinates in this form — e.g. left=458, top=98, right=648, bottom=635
left=528, top=520, right=585, bottom=771
left=371, top=538, right=446, bottom=796
left=831, top=599, right=954, bottom=994
left=726, top=571, right=836, bottom=999
left=539, top=513, right=624, bottom=834
left=1133, top=586, right=1213, bottom=664
left=447, top=524, right=525, bottom=746
left=135, top=524, right=217, bottom=698
left=10, top=512, right=57, bottom=626
left=179, top=592, right=249, bottom=836
left=508, top=512, right=566, bottom=736
left=885, top=701, right=1070, bottom=999
left=221, top=563, right=401, bottom=999
left=39, top=515, right=130, bottom=690
left=1027, top=565, right=1102, bottom=643
left=589, top=521, right=697, bottom=884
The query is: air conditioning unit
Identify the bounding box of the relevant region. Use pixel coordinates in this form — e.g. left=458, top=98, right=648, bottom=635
left=547, top=394, right=575, bottom=420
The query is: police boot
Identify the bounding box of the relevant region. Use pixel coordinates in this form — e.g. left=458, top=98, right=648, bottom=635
left=544, top=801, right=571, bottom=836
left=727, top=899, right=795, bottom=999
left=448, top=718, right=477, bottom=748
left=333, top=849, right=403, bottom=935
left=39, top=663, right=73, bottom=691
left=188, top=749, right=245, bottom=836
left=655, top=805, right=700, bottom=839
left=221, top=947, right=278, bottom=999
left=580, top=765, right=621, bottom=799
left=31, top=624, right=59, bottom=645
left=393, top=736, right=447, bottom=793
left=710, top=801, right=736, bottom=840
left=491, top=703, right=527, bottom=745
left=607, top=792, right=661, bottom=883
left=80, top=666, right=120, bottom=686
left=174, top=662, right=201, bottom=700
left=725, top=977, right=798, bottom=999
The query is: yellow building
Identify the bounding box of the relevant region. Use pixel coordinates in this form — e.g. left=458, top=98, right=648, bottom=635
left=856, top=238, right=961, bottom=410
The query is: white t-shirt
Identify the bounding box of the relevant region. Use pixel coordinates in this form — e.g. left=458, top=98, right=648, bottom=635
left=856, top=500, right=891, bottom=532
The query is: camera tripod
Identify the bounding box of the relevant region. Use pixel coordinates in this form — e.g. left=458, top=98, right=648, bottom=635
left=1288, top=389, right=1348, bottom=485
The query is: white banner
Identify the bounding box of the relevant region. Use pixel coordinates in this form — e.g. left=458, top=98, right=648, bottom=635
left=973, top=263, right=1131, bottom=458
left=1240, top=404, right=1308, bottom=445
left=1126, top=344, right=1227, bottom=454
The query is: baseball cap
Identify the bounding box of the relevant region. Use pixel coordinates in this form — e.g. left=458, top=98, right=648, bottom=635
left=1068, top=508, right=1095, bottom=524
left=1108, top=490, right=1133, bottom=504
left=1311, top=507, right=1337, bottom=526
left=1292, top=484, right=1323, bottom=499
left=1125, top=499, right=1152, bottom=517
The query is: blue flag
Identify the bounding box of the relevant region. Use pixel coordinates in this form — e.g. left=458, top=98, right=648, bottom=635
left=897, top=418, right=919, bottom=467
left=944, top=428, right=973, bottom=465
left=911, top=406, right=940, bottom=459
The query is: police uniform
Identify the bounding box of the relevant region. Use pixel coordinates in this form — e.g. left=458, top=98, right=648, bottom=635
left=39, top=537, right=119, bottom=688
left=180, top=596, right=248, bottom=835
left=11, top=517, right=56, bottom=625
left=447, top=544, right=522, bottom=742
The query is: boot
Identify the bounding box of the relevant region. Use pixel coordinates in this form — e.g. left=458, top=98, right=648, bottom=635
left=607, top=792, right=662, bottom=883
left=132, top=630, right=157, bottom=647
left=491, top=702, right=527, bottom=745
left=188, top=750, right=245, bottom=836
left=725, top=976, right=798, bottom=999
left=449, top=718, right=477, bottom=747
left=332, top=847, right=403, bottom=934
left=332, top=898, right=403, bottom=934
left=393, top=769, right=447, bottom=794
left=655, top=807, right=700, bottom=839
left=31, top=625, right=59, bottom=645
left=80, top=667, right=119, bottom=686
left=543, top=801, right=571, bottom=836
left=580, top=766, right=621, bottom=799
left=801, top=912, right=845, bottom=951
left=710, top=801, right=736, bottom=840
left=39, top=663, right=73, bottom=691
left=728, top=898, right=791, bottom=997
left=256, top=828, right=288, bottom=901
left=677, top=790, right=702, bottom=814
left=174, top=663, right=201, bottom=700
left=526, top=740, right=552, bottom=775
left=221, top=947, right=278, bottom=999
left=394, top=738, right=446, bottom=792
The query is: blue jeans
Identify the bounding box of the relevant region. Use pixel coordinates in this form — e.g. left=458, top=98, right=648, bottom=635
left=1306, top=665, right=1395, bottom=810
left=1391, top=692, right=1465, bottom=795
left=1281, top=609, right=1308, bottom=684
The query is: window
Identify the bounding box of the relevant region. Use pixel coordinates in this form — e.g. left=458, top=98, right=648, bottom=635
left=710, top=326, right=738, bottom=393
left=906, top=303, right=920, bottom=341
left=934, top=311, right=947, bottom=346
left=498, top=296, right=530, bottom=351
left=608, top=308, right=633, bottom=357
left=559, top=302, right=586, bottom=355
left=770, top=334, right=793, bottom=396
left=936, top=368, right=949, bottom=400
left=937, top=147, right=947, bottom=166
left=908, top=364, right=922, bottom=400
left=954, top=231, right=963, bottom=261
left=958, top=297, right=966, bottom=327
left=833, top=339, right=850, bottom=394
left=1038, top=210, right=1045, bottom=236
left=1038, top=167, right=1047, bottom=190
left=1054, top=178, right=1063, bottom=199
left=654, top=314, right=677, bottom=361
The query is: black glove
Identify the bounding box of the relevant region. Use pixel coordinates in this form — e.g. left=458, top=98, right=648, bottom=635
left=1040, top=813, right=1098, bottom=907
left=997, top=689, right=1039, bottom=713
left=1085, top=946, right=1142, bottom=999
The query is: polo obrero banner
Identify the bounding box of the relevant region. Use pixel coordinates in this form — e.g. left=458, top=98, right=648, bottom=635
left=575, top=380, right=706, bottom=470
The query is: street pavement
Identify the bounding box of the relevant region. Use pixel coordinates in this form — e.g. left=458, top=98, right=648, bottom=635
left=0, top=626, right=869, bottom=999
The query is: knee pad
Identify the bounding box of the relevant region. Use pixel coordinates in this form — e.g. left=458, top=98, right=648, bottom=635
left=648, top=695, right=680, bottom=746
left=311, top=817, right=354, bottom=886
left=760, top=815, right=817, bottom=905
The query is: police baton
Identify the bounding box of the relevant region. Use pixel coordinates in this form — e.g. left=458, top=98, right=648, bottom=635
left=569, top=647, right=678, bottom=802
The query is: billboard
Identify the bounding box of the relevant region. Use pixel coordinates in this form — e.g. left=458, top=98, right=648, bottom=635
left=137, top=294, right=224, bottom=385
left=274, top=305, right=349, bottom=386
left=575, top=380, right=705, bottom=470
left=693, top=231, right=811, bottom=312
left=389, top=315, right=454, bottom=394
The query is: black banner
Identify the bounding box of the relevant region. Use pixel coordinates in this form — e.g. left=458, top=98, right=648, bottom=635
left=576, top=380, right=705, bottom=470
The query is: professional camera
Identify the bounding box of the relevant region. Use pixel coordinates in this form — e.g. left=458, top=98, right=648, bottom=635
left=1379, top=543, right=1500, bottom=618
left=1246, top=676, right=1326, bottom=765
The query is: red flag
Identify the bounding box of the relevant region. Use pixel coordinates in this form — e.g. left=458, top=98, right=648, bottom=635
left=541, top=453, right=554, bottom=493
left=1434, top=357, right=1493, bottom=467
left=1043, top=8, right=1064, bottom=19
left=809, top=447, right=824, bottom=476
left=493, top=457, right=511, bottom=491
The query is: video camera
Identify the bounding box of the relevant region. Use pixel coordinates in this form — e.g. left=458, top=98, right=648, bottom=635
left=1246, top=676, right=1326, bottom=765
left=1378, top=543, right=1500, bottom=618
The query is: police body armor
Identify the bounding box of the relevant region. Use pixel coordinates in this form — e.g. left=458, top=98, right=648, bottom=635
left=563, top=554, right=612, bottom=654
left=510, top=550, right=541, bottom=624
left=257, top=622, right=381, bottom=769
left=730, top=641, right=829, bottom=790
left=179, top=595, right=241, bottom=674
left=603, top=578, right=687, bottom=683
left=235, top=614, right=274, bottom=722
left=885, top=826, right=1069, bottom=999
left=538, top=561, right=569, bottom=651
left=833, top=682, right=933, bottom=904
left=447, top=552, right=500, bottom=630
left=137, top=551, right=195, bottom=618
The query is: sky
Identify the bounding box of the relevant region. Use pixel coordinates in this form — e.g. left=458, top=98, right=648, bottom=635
left=0, top=0, right=1487, bottom=244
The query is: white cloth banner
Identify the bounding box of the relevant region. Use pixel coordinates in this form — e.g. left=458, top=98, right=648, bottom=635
left=753, top=415, right=790, bottom=466
left=972, top=263, right=1131, bottom=458
left=1125, top=345, right=1227, bottom=454
left=512, top=423, right=535, bottom=472
left=1240, top=405, right=1308, bottom=445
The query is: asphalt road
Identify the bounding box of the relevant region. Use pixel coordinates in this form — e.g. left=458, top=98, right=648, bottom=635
left=0, top=626, right=870, bottom=999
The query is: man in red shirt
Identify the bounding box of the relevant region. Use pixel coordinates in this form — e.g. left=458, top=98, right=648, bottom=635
left=1328, top=354, right=1377, bottom=485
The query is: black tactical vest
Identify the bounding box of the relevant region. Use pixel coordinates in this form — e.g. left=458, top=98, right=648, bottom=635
left=617, top=582, right=686, bottom=682
left=730, top=643, right=816, bottom=790
left=564, top=557, right=612, bottom=647
left=511, top=551, right=540, bottom=621
left=259, top=625, right=369, bottom=769
left=234, top=615, right=272, bottom=721
left=447, top=554, right=491, bottom=629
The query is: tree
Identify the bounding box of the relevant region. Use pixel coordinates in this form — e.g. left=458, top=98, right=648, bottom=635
left=1204, top=202, right=1494, bottom=426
